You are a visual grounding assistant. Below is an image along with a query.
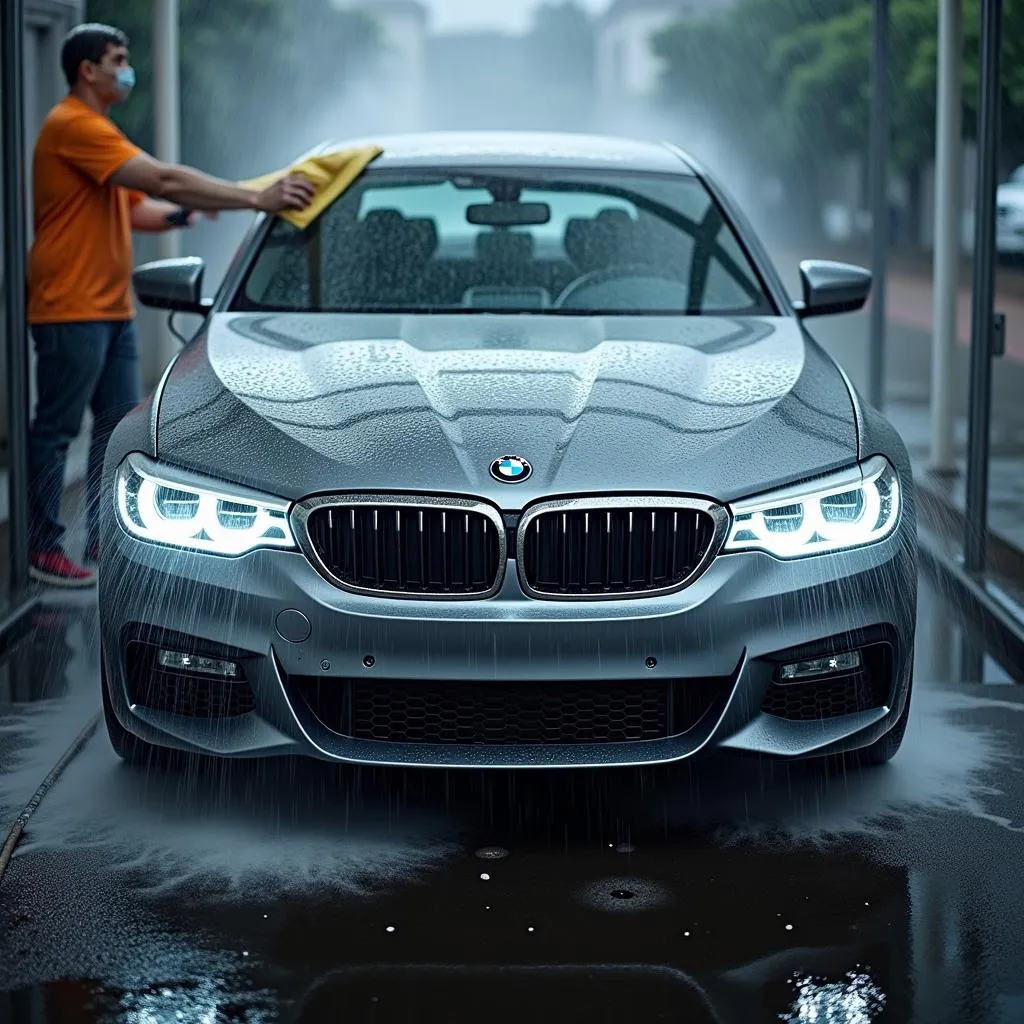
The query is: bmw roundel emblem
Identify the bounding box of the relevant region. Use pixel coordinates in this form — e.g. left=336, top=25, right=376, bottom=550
left=490, top=456, right=532, bottom=483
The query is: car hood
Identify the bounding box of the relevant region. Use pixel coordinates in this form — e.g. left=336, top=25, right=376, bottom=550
left=155, top=313, right=858, bottom=506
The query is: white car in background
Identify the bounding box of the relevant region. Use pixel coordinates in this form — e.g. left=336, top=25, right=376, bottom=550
left=997, top=165, right=1024, bottom=260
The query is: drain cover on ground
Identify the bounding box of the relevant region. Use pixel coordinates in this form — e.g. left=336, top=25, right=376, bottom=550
left=577, top=877, right=670, bottom=914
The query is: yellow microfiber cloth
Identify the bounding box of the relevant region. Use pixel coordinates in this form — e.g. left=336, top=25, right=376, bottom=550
left=239, top=145, right=384, bottom=229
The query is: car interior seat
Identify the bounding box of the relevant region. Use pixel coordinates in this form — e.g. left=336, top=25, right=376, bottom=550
left=475, top=231, right=535, bottom=284
left=332, top=209, right=438, bottom=307
left=564, top=208, right=645, bottom=276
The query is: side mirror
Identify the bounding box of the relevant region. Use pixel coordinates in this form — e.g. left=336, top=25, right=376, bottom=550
left=795, top=260, right=872, bottom=319
left=133, top=257, right=212, bottom=315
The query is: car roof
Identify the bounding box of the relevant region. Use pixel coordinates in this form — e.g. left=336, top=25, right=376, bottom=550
left=307, top=131, right=700, bottom=175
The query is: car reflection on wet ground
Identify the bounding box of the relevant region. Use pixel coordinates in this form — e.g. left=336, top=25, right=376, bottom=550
left=0, top=574, right=1022, bottom=1023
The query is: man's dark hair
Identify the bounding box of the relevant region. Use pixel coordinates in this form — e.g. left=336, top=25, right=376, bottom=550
left=60, top=23, right=129, bottom=88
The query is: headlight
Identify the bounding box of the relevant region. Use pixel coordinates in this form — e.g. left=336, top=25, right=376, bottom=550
left=723, top=455, right=900, bottom=558
left=115, top=454, right=296, bottom=556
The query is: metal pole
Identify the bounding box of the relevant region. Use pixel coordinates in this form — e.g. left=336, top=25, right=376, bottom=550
left=868, top=0, right=890, bottom=411
left=153, top=0, right=181, bottom=366
left=961, top=0, right=1002, bottom=681
left=929, top=0, right=963, bottom=474
left=964, top=0, right=1002, bottom=574
left=2, top=0, right=31, bottom=598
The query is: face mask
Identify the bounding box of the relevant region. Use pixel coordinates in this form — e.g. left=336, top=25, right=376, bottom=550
left=114, top=65, right=136, bottom=97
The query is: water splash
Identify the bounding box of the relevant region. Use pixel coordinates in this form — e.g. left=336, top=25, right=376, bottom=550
left=780, top=969, right=887, bottom=1024
left=650, top=685, right=1020, bottom=846
left=1, top=671, right=462, bottom=903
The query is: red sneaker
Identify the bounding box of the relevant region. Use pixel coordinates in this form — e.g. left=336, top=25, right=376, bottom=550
left=29, top=550, right=96, bottom=588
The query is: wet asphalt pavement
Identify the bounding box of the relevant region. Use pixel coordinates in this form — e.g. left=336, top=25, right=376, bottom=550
left=0, top=571, right=1022, bottom=1024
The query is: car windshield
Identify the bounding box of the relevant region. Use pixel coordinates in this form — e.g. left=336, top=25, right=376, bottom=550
left=233, top=167, right=776, bottom=316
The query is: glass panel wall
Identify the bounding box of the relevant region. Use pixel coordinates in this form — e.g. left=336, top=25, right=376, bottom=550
left=1, top=2, right=83, bottom=625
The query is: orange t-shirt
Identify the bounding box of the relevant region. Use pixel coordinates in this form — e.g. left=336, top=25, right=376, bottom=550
left=27, top=95, right=147, bottom=324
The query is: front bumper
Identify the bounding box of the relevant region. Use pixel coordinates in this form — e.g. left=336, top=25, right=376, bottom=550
left=98, top=507, right=917, bottom=769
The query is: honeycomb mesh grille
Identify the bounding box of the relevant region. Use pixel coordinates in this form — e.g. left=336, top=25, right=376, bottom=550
left=290, top=677, right=726, bottom=746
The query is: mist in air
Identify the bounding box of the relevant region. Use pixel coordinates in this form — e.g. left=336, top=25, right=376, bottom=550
left=169, top=1, right=788, bottom=286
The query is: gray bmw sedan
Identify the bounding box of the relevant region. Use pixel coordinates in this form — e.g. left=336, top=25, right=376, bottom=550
left=98, top=132, right=916, bottom=770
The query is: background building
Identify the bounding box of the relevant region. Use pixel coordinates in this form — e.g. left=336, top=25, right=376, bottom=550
left=595, top=0, right=735, bottom=102
left=331, top=0, right=429, bottom=131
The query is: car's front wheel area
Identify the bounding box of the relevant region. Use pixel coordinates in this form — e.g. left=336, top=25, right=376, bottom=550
left=848, top=675, right=913, bottom=767
left=101, top=657, right=172, bottom=768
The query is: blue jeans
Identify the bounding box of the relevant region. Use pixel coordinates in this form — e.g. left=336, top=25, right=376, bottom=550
left=27, top=320, right=141, bottom=554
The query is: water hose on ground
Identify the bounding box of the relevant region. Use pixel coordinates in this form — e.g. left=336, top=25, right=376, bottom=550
left=0, top=710, right=101, bottom=887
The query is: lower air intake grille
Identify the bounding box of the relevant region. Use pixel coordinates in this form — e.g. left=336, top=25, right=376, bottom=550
left=125, top=643, right=256, bottom=718
left=289, top=677, right=725, bottom=745
left=303, top=501, right=502, bottom=596
left=520, top=503, right=719, bottom=597
left=761, top=643, right=892, bottom=721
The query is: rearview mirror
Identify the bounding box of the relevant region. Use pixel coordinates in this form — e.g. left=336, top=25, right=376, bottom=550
left=133, top=257, right=212, bottom=315
left=467, top=202, right=551, bottom=227
left=795, top=260, right=872, bottom=318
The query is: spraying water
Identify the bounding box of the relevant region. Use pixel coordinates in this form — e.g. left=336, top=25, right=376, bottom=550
left=180, top=1, right=781, bottom=287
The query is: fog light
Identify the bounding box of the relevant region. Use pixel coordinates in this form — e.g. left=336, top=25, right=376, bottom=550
left=158, top=649, right=239, bottom=678
left=780, top=650, right=861, bottom=682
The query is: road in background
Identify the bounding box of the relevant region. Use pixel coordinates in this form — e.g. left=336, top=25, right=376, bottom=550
left=810, top=310, right=1024, bottom=451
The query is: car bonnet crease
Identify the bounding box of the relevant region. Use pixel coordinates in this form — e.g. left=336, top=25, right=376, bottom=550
left=154, top=312, right=858, bottom=505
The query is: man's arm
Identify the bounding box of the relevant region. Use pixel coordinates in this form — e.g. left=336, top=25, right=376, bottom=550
left=111, top=152, right=314, bottom=214
left=55, top=112, right=311, bottom=215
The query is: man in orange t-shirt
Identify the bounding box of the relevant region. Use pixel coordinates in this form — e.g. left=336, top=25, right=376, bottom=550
left=27, top=23, right=314, bottom=587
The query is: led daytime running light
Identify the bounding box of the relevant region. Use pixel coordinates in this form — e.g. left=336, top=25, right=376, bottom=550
left=116, top=456, right=296, bottom=556
left=724, top=457, right=900, bottom=559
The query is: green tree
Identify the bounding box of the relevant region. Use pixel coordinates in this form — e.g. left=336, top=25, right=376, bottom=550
left=84, top=0, right=378, bottom=175
left=767, top=1, right=940, bottom=173
left=655, top=0, right=1024, bottom=182
left=652, top=0, right=856, bottom=231
left=769, top=0, right=1024, bottom=173
left=907, top=0, right=1024, bottom=168
left=653, top=0, right=856, bottom=166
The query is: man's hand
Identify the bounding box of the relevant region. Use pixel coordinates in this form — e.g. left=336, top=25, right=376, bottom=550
left=255, top=173, right=316, bottom=214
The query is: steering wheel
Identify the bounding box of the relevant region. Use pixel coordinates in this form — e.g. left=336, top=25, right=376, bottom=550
left=554, top=263, right=685, bottom=309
